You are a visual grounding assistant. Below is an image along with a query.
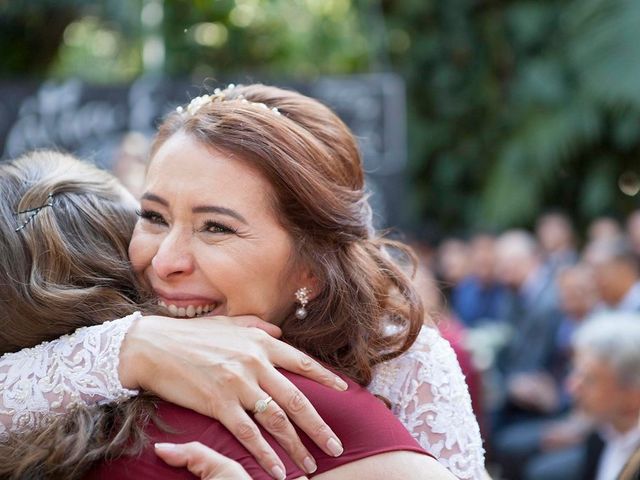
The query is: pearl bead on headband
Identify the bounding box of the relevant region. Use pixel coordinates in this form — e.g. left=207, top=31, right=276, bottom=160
left=176, top=84, right=281, bottom=117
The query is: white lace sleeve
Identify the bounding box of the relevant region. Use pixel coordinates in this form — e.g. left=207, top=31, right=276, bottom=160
left=368, top=326, right=486, bottom=479
left=0, top=312, right=140, bottom=440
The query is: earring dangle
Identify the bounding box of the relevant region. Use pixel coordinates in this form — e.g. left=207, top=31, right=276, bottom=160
left=294, top=287, right=311, bottom=319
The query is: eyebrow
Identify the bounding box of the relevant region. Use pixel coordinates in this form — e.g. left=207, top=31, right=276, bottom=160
left=141, top=192, right=248, bottom=225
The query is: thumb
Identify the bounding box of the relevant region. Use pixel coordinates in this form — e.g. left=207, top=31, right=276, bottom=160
left=155, top=442, right=248, bottom=479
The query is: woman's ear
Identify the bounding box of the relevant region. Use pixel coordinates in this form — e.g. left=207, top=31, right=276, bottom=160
left=297, top=268, right=322, bottom=301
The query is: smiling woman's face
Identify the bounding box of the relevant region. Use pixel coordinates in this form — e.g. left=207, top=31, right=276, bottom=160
left=128, top=132, right=309, bottom=324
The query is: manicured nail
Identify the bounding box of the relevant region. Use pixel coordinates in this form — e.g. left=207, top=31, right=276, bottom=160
left=334, top=376, right=348, bottom=391
left=271, top=465, right=286, bottom=480
left=154, top=442, right=177, bottom=451
left=303, top=456, right=317, bottom=473
left=326, top=437, right=343, bottom=457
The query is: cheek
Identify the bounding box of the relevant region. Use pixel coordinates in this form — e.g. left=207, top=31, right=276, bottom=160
left=129, top=229, right=157, bottom=273
left=221, top=245, right=297, bottom=318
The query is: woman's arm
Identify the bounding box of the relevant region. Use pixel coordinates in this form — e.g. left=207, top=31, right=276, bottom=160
left=0, top=313, right=140, bottom=439
left=0, top=313, right=346, bottom=477
left=121, top=314, right=347, bottom=475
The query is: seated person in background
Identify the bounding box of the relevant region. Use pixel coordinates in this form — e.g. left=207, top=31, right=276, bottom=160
left=434, top=237, right=470, bottom=302
left=587, top=216, right=624, bottom=244
left=535, top=211, right=578, bottom=275
left=452, top=233, right=505, bottom=328
left=525, top=313, right=640, bottom=480
left=491, top=231, right=562, bottom=426
left=585, top=238, right=640, bottom=313
left=492, top=263, right=599, bottom=479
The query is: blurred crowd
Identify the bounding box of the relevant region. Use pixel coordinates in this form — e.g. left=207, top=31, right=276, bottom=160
left=411, top=211, right=640, bottom=480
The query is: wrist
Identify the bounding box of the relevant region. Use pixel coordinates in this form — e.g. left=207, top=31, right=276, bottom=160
left=117, top=315, right=149, bottom=390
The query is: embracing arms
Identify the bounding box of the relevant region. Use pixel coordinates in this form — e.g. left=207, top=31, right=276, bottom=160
left=0, top=312, right=346, bottom=477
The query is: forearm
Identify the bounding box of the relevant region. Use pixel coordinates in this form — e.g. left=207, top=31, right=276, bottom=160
left=0, top=312, right=140, bottom=439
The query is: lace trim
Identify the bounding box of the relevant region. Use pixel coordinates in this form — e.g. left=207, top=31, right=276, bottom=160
left=368, top=326, right=486, bottom=479
left=0, top=312, right=141, bottom=440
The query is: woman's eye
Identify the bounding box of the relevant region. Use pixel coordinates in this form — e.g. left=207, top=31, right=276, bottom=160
left=203, top=221, right=236, bottom=234
left=136, top=209, right=167, bottom=225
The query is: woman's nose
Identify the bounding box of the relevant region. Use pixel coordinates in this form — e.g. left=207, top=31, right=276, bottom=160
left=151, top=230, right=195, bottom=279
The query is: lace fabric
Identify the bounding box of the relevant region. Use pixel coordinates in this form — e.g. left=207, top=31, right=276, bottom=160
left=368, top=326, right=486, bottom=480
left=0, top=316, right=485, bottom=479
left=0, top=313, right=140, bottom=440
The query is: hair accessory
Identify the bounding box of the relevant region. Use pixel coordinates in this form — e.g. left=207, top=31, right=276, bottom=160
left=14, top=193, right=55, bottom=232
left=253, top=395, right=273, bottom=414
left=176, top=84, right=281, bottom=116
left=294, top=287, right=311, bottom=319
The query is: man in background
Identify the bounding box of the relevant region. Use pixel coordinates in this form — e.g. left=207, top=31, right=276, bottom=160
left=526, top=313, right=640, bottom=480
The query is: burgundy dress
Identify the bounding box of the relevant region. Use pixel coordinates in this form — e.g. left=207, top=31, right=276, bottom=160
left=86, top=371, right=430, bottom=479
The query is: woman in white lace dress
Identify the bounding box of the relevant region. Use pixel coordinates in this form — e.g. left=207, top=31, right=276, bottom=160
left=0, top=85, right=485, bottom=479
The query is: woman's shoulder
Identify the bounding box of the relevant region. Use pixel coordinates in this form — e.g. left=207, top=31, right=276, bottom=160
left=369, top=325, right=458, bottom=395
left=368, top=325, right=486, bottom=480
left=87, top=370, right=429, bottom=480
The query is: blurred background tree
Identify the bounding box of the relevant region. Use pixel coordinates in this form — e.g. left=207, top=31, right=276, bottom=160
left=1, top=0, right=639, bottom=236
left=384, top=0, right=640, bottom=233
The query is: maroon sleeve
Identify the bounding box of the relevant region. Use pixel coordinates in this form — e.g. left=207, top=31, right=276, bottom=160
left=85, top=370, right=430, bottom=480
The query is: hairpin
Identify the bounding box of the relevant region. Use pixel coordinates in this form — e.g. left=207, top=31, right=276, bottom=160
left=14, top=193, right=55, bottom=232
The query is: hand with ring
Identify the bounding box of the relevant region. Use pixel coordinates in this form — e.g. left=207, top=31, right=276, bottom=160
left=119, top=314, right=347, bottom=478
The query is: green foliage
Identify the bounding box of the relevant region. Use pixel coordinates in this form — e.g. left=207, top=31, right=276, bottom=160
left=384, top=0, right=640, bottom=232
left=3, top=0, right=640, bottom=233
left=0, top=0, right=141, bottom=78
left=161, top=0, right=369, bottom=78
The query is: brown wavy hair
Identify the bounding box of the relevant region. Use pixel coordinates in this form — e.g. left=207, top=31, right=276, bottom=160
left=1, top=85, right=424, bottom=477
left=153, top=84, right=424, bottom=385
left=0, top=150, right=157, bottom=479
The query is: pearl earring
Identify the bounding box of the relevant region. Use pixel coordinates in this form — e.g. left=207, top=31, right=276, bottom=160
left=294, top=287, right=311, bottom=319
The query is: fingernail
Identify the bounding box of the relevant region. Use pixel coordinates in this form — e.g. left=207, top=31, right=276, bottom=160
left=271, top=465, right=286, bottom=480
left=334, top=376, right=348, bottom=391
left=326, top=437, right=343, bottom=457
left=303, top=456, right=317, bottom=473
left=154, top=442, right=177, bottom=451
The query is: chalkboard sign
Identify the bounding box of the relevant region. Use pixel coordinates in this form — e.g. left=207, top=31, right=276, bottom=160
left=0, top=73, right=408, bottom=228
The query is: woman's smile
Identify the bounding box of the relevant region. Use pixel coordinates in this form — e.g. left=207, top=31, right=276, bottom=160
left=128, top=132, right=310, bottom=326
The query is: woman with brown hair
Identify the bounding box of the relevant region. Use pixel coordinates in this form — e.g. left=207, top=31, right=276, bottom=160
left=0, top=150, right=347, bottom=478
left=0, top=150, right=453, bottom=480
left=0, top=84, right=484, bottom=478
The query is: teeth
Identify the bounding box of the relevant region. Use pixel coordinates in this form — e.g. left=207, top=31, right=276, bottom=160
left=158, top=300, right=216, bottom=318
